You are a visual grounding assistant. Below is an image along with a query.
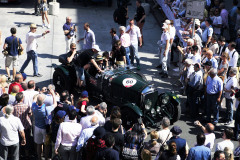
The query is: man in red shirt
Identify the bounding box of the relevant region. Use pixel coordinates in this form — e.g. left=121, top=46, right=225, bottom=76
left=8, top=73, right=24, bottom=94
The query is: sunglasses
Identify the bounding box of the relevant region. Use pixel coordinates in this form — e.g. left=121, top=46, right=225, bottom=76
left=71, top=48, right=76, bottom=50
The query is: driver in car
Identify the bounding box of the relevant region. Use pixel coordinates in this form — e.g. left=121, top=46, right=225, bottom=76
left=66, top=43, right=104, bottom=88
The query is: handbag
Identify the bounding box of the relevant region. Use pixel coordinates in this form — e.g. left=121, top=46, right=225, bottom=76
left=17, top=38, right=24, bottom=56
left=122, top=146, right=138, bottom=160
left=2, top=37, right=16, bottom=56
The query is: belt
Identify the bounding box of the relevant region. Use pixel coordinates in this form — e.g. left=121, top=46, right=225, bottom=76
left=207, top=93, right=219, bottom=96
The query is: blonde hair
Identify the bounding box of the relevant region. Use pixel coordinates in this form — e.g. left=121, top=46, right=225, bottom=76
left=221, top=52, right=230, bottom=61
left=224, top=147, right=233, bottom=160
left=150, top=131, right=158, bottom=146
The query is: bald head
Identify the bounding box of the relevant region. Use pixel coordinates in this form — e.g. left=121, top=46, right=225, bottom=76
left=15, top=74, right=23, bottom=83
left=27, top=80, right=35, bottom=89
left=206, top=123, right=215, bottom=133
left=90, top=116, right=98, bottom=126
left=37, top=94, right=45, bottom=106
left=12, top=85, right=20, bottom=93
left=206, top=50, right=213, bottom=59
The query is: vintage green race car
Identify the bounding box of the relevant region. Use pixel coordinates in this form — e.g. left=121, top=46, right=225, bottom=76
left=53, top=55, right=181, bottom=128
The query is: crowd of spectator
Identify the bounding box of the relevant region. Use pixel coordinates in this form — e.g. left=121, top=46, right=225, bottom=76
left=2, top=0, right=240, bottom=159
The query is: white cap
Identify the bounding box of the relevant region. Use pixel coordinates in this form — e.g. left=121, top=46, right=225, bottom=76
left=165, top=19, right=171, bottom=25
left=162, top=23, right=168, bottom=29
left=195, top=19, right=200, bottom=26
left=92, top=45, right=101, bottom=52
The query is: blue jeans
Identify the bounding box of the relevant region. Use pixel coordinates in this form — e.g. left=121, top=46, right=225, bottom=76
left=20, top=50, right=38, bottom=75
left=125, top=47, right=130, bottom=65
left=75, top=66, right=85, bottom=81
left=130, top=44, right=140, bottom=66
left=225, top=98, right=233, bottom=122
left=206, top=93, right=219, bottom=122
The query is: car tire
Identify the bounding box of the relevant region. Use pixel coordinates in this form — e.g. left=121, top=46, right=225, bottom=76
left=167, top=103, right=181, bottom=124
left=53, top=68, right=71, bottom=93
left=121, top=107, right=139, bottom=130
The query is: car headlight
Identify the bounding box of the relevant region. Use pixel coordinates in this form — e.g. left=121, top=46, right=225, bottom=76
left=151, top=108, right=156, bottom=116
left=156, top=106, right=161, bottom=113
left=162, top=94, right=170, bottom=105
left=145, top=99, right=152, bottom=110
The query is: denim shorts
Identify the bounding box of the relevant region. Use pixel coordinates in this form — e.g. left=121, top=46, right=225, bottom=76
left=75, top=66, right=85, bottom=81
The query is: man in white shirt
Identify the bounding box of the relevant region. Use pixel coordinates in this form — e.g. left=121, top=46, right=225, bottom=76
left=158, top=117, right=172, bottom=144
left=227, top=42, right=239, bottom=77
left=224, top=68, right=238, bottom=125
left=159, top=23, right=170, bottom=78
left=55, top=109, right=82, bottom=160
left=80, top=105, right=105, bottom=129
left=22, top=80, right=39, bottom=108
left=19, top=24, right=49, bottom=77
left=0, top=105, right=26, bottom=160
left=76, top=116, right=99, bottom=152
left=165, top=20, right=176, bottom=68
left=126, top=19, right=142, bottom=70
left=191, top=46, right=201, bottom=64
left=195, top=121, right=215, bottom=150
left=216, top=128, right=234, bottom=151
left=119, top=26, right=131, bottom=66
left=209, top=35, right=219, bottom=56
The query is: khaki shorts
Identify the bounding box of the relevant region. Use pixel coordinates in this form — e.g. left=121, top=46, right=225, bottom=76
left=5, top=55, right=18, bottom=68
left=34, top=126, right=46, bottom=144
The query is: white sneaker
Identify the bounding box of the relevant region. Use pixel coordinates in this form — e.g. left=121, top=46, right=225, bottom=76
left=42, top=23, right=45, bottom=28
left=47, top=24, right=50, bottom=29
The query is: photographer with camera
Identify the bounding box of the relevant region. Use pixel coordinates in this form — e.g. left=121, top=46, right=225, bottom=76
left=3, top=27, right=24, bottom=82
left=194, top=120, right=215, bottom=150
left=63, top=16, right=77, bottom=52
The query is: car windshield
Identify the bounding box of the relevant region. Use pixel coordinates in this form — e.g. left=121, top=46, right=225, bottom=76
left=103, top=66, right=136, bottom=78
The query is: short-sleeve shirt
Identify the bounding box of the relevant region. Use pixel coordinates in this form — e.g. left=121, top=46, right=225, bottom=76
left=112, top=35, right=119, bottom=49
left=0, top=115, right=24, bottom=146
left=32, top=103, right=54, bottom=129
left=161, top=32, right=170, bottom=45
left=218, top=61, right=228, bottom=78
left=5, top=36, right=22, bottom=56
left=213, top=16, right=222, bottom=35
left=112, top=46, right=126, bottom=62
left=77, top=49, right=95, bottom=67
left=206, top=76, right=223, bottom=94
left=202, top=26, right=213, bottom=43
left=135, top=6, right=145, bottom=23
left=225, top=76, right=238, bottom=99
left=63, top=22, right=74, bottom=37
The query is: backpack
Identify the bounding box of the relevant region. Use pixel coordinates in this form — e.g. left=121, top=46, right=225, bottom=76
left=113, top=8, right=120, bottom=23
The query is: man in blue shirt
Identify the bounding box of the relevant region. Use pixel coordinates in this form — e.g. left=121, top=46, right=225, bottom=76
left=32, top=89, right=57, bottom=160
left=187, top=63, right=203, bottom=118
left=186, top=133, right=211, bottom=160
left=205, top=50, right=218, bottom=69
left=3, top=27, right=24, bottom=81
left=202, top=18, right=213, bottom=47
left=206, top=69, right=223, bottom=124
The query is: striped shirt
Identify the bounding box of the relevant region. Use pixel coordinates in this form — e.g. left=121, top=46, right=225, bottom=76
left=13, top=102, right=32, bottom=130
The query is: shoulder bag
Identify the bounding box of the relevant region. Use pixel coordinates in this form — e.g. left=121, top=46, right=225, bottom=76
left=17, top=38, right=24, bottom=56
left=2, top=37, right=16, bottom=56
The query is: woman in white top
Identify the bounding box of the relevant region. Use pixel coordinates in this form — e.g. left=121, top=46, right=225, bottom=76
left=213, top=8, right=222, bottom=36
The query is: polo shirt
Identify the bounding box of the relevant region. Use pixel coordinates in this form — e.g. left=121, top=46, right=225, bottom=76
left=0, top=115, right=24, bottom=146
left=215, top=140, right=234, bottom=151
left=126, top=25, right=141, bottom=45
left=205, top=57, right=218, bottom=69
left=224, top=76, right=238, bottom=99
left=161, top=31, right=170, bottom=45
left=228, top=49, right=238, bottom=67
left=63, top=22, right=74, bottom=37
left=206, top=76, right=223, bottom=95
left=120, top=33, right=131, bottom=48
left=186, top=145, right=211, bottom=160
left=8, top=82, right=24, bottom=94
left=83, top=29, right=95, bottom=50
left=5, top=36, right=22, bottom=56
left=32, top=103, right=54, bottom=129
left=202, top=26, right=213, bottom=43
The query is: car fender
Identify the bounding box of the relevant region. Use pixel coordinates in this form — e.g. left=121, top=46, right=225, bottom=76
left=122, top=103, right=143, bottom=117
left=165, top=92, right=180, bottom=104
left=55, top=65, right=69, bottom=76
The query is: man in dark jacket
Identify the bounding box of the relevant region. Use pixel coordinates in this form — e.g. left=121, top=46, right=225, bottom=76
left=95, top=134, right=119, bottom=160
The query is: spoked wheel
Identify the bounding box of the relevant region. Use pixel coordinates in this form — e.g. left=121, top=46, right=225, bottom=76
left=161, top=103, right=181, bottom=124
left=53, top=69, right=71, bottom=93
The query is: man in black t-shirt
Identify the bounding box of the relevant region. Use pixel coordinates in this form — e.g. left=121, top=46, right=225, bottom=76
left=111, top=40, right=126, bottom=67
left=134, top=0, right=146, bottom=43
left=67, top=43, right=103, bottom=87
